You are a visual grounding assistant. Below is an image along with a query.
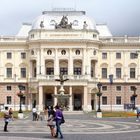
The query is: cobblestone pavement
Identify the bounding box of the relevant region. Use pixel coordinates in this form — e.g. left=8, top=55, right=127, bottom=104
left=0, top=112, right=140, bottom=140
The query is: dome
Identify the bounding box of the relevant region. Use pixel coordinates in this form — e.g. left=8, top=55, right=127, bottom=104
left=32, top=10, right=96, bottom=30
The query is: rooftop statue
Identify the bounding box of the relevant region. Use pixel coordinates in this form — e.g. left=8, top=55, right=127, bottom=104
left=40, top=21, right=44, bottom=28
left=55, top=16, right=72, bottom=29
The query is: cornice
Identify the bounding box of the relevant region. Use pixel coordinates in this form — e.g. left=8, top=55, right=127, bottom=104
left=0, top=42, right=27, bottom=46
left=101, top=42, right=140, bottom=46
left=27, top=39, right=101, bottom=45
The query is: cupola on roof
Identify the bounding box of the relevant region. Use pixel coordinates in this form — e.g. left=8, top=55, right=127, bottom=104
left=32, top=9, right=96, bottom=30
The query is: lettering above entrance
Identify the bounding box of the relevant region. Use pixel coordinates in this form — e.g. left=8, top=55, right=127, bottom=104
left=55, top=16, right=72, bottom=29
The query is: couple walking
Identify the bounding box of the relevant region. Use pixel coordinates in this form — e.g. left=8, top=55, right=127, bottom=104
left=47, top=105, right=65, bottom=139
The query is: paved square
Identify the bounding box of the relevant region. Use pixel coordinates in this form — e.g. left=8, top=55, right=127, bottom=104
left=0, top=112, right=140, bottom=140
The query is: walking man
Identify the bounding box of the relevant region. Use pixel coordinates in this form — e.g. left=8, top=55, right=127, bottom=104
left=54, top=105, right=64, bottom=139
left=3, top=107, right=10, bottom=132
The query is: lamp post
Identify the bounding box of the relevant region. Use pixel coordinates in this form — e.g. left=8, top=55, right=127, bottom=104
left=17, top=84, right=24, bottom=118
left=96, top=82, right=102, bottom=118
left=131, top=86, right=137, bottom=112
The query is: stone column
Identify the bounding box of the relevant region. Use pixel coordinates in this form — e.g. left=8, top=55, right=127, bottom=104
left=82, top=49, right=86, bottom=75
left=41, top=48, right=45, bottom=76
left=83, top=86, right=88, bottom=111
left=69, top=86, right=73, bottom=111
left=39, top=86, right=43, bottom=111
left=95, top=61, right=99, bottom=80
left=68, top=49, right=73, bottom=77
left=36, top=49, right=40, bottom=78
left=54, top=49, right=59, bottom=76
left=86, top=50, right=91, bottom=79
left=54, top=86, right=57, bottom=106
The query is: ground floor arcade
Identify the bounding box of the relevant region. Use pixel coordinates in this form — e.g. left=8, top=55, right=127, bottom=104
left=32, top=85, right=94, bottom=111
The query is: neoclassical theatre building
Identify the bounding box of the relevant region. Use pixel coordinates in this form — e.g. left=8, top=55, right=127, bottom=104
left=0, top=9, right=140, bottom=111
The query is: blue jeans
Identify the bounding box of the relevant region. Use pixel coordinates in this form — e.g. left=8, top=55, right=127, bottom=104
left=56, top=120, right=63, bottom=138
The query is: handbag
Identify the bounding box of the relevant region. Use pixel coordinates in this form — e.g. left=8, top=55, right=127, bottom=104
left=47, top=120, right=55, bottom=126
left=61, top=115, right=65, bottom=124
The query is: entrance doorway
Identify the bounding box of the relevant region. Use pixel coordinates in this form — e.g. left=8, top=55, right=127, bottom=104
left=91, top=99, right=95, bottom=110
left=73, top=94, right=82, bottom=110
left=45, top=94, right=53, bottom=107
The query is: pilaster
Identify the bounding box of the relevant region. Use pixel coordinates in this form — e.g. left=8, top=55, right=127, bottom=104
left=69, top=86, right=73, bottom=111
left=39, top=86, right=43, bottom=111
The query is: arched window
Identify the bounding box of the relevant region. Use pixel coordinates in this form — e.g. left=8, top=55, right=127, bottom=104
left=31, top=50, right=34, bottom=55
left=47, top=50, right=52, bottom=55
left=61, top=50, right=66, bottom=55
left=75, top=49, right=80, bottom=55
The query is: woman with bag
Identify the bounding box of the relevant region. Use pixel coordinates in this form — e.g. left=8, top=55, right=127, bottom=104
left=47, top=106, right=55, bottom=137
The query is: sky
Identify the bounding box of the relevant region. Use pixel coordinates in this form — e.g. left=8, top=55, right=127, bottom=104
left=0, top=0, right=140, bottom=36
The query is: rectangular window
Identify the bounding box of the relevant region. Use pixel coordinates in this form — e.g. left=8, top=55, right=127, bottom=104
left=130, top=53, right=138, bottom=59
left=21, top=52, right=26, bottom=59
left=91, top=67, right=94, bottom=77
left=7, top=86, right=12, bottom=91
left=102, top=86, right=107, bottom=91
left=116, top=86, right=121, bottom=91
left=102, top=53, right=107, bottom=59
left=102, top=96, right=107, bottom=105
left=60, top=67, right=68, bottom=75
left=21, top=68, right=26, bottom=78
left=102, top=68, right=107, bottom=78
left=46, top=68, right=54, bottom=75
left=130, top=86, right=136, bottom=91
left=74, top=67, right=81, bottom=75
left=7, top=68, right=12, bottom=78
left=116, top=68, right=121, bottom=79
left=33, top=68, right=36, bottom=77
left=116, top=96, right=121, bottom=105
left=7, top=52, right=12, bottom=59
left=7, top=96, right=12, bottom=104
left=116, top=52, right=121, bottom=59
left=130, top=68, right=135, bottom=78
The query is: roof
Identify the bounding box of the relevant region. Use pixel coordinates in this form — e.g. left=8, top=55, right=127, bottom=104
left=96, top=24, right=112, bottom=37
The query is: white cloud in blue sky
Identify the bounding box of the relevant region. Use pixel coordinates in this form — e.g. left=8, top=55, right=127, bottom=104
left=0, top=0, right=140, bottom=36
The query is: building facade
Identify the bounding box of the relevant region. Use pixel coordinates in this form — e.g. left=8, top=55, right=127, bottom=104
left=0, top=9, right=140, bottom=111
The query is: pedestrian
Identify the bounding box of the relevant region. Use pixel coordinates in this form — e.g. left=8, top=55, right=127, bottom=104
left=48, top=106, right=51, bottom=118
left=136, top=107, right=140, bottom=121
left=44, top=107, right=48, bottom=121
left=32, top=107, right=37, bottom=121
left=9, top=108, right=14, bottom=121
left=47, top=106, right=55, bottom=137
left=3, top=107, right=10, bottom=132
left=54, top=105, right=64, bottom=139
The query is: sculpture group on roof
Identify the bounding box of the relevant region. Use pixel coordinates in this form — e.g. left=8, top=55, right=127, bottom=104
left=55, top=15, right=72, bottom=29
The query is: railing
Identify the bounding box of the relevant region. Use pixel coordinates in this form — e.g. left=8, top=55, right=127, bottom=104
left=100, top=36, right=140, bottom=43
left=0, top=36, right=27, bottom=42
left=30, top=75, right=97, bottom=82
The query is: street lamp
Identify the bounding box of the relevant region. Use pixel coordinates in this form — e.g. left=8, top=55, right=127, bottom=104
left=97, top=82, right=102, bottom=112
left=17, top=84, right=25, bottom=114
left=131, top=86, right=137, bottom=110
